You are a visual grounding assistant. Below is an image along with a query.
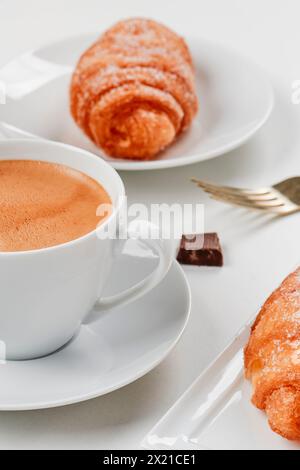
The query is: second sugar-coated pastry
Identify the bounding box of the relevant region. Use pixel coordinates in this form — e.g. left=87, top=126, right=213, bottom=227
left=70, top=18, right=198, bottom=160
left=244, top=268, right=300, bottom=441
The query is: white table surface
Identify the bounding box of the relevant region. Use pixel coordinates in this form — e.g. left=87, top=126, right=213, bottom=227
left=0, top=0, right=299, bottom=450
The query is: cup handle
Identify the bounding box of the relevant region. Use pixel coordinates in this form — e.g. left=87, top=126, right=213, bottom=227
left=84, top=220, right=175, bottom=324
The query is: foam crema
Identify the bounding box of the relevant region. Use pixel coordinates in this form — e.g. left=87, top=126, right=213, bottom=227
left=0, top=160, right=112, bottom=252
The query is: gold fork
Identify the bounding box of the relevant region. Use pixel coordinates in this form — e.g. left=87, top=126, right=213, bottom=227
left=191, top=177, right=300, bottom=215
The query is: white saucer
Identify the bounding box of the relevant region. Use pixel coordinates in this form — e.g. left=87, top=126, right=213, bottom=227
left=0, top=34, right=273, bottom=171
left=0, top=253, right=190, bottom=411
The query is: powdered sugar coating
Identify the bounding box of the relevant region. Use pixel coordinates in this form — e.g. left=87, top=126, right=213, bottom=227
left=244, top=267, right=300, bottom=440
left=70, top=18, right=199, bottom=160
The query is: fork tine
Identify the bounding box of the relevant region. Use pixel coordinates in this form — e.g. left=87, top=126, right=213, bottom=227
left=191, top=178, right=299, bottom=215
left=209, top=192, right=286, bottom=210
left=205, top=188, right=279, bottom=202
left=203, top=188, right=283, bottom=205
left=191, top=178, right=271, bottom=197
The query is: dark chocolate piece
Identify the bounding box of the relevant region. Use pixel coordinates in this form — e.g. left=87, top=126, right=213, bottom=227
left=177, top=233, right=223, bottom=267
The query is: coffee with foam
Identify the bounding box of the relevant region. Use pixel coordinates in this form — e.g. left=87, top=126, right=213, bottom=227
left=0, top=160, right=112, bottom=252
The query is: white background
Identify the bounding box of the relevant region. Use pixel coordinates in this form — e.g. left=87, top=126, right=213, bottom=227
left=0, top=0, right=299, bottom=449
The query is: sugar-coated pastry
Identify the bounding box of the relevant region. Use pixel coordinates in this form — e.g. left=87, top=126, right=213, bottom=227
left=244, top=268, right=300, bottom=441
left=70, top=18, right=198, bottom=160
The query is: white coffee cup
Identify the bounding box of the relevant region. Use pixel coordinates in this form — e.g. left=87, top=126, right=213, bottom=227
left=0, top=139, right=174, bottom=360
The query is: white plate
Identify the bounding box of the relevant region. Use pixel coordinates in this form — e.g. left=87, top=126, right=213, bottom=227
left=142, top=322, right=300, bottom=451
left=0, top=253, right=190, bottom=411
left=0, top=34, right=274, bottom=171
